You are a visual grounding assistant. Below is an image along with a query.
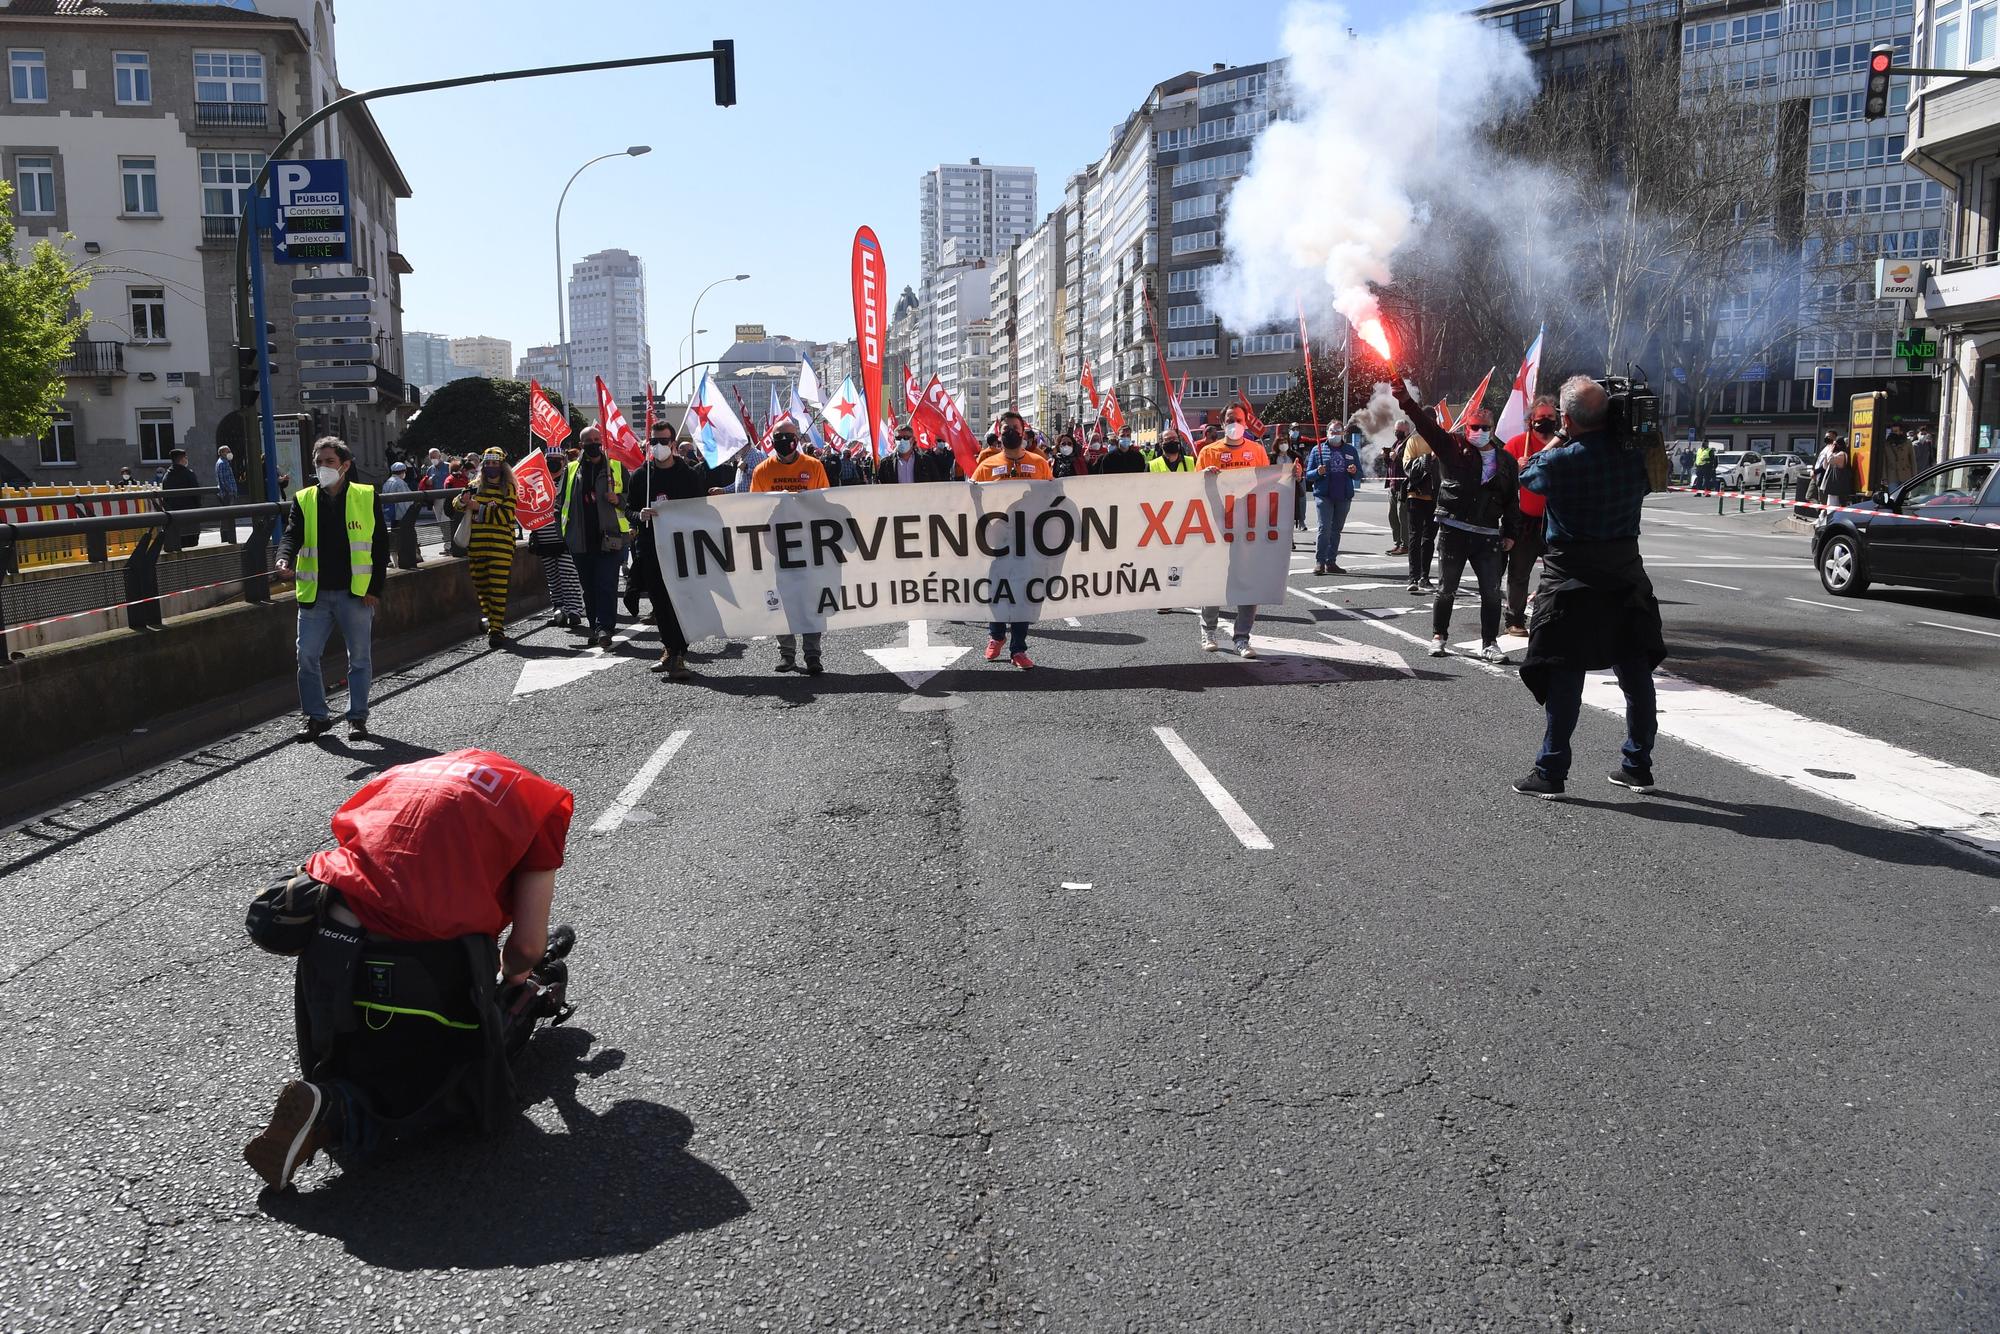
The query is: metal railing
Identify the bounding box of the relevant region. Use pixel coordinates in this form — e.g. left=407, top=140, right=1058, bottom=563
left=194, top=100, right=269, bottom=129
left=56, top=340, right=124, bottom=377
left=0, top=502, right=285, bottom=662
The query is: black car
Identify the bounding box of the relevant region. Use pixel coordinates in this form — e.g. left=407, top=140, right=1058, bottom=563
left=1812, top=453, right=2000, bottom=598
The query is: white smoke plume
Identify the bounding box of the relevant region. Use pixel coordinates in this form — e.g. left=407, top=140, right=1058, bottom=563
left=1212, top=2, right=1537, bottom=339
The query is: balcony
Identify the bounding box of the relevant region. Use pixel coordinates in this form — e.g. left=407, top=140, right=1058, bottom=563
left=194, top=100, right=270, bottom=130
left=58, top=340, right=125, bottom=377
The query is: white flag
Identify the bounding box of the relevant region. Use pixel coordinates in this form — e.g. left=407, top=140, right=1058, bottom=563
left=796, top=351, right=824, bottom=411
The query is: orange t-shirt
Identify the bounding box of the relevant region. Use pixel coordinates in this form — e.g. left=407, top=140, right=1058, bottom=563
left=750, top=454, right=829, bottom=493
left=1196, top=441, right=1271, bottom=471
left=971, top=452, right=1055, bottom=481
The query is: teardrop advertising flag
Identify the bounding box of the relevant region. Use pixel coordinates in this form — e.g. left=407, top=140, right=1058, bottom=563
left=851, top=226, right=887, bottom=461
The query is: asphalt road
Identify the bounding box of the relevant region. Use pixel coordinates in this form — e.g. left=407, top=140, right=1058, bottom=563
left=2, top=487, right=1996, bottom=1332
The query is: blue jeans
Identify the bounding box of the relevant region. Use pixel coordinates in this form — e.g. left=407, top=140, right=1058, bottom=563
left=572, top=550, right=621, bottom=634
left=297, top=588, right=374, bottom=722
left=1536, top=659, right=1658, bottom=782
left=1315, top=492, right=1352, bottom=567
left=988, top=621, right=1028, bottom=654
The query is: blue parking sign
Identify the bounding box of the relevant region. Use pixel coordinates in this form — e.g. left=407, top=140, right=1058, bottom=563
left=270, top=159, right=350, bottom=266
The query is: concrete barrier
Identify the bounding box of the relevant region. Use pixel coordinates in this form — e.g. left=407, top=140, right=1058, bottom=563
left=0, top=545, right=549, bottom=817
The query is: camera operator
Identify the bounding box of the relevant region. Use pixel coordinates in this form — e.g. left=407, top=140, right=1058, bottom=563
left=1387, top=375, right=1518, bottom=663
left=1510, top=376, right=1666, bottom=800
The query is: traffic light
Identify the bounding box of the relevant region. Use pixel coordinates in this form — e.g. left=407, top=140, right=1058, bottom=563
left=236, top=345, right=258, bottom=408
left=1864, top=44, right=1894, bottom=121
left=712, top=39, right=736, bottom=107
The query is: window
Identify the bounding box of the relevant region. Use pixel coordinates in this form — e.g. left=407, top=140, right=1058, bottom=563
left=9, top=48, right=47, bottom=103
left=1903, top=461, right=1994, bottom=509
left=1171, top=230, right=1218, bottom=255
left=1172, top=152, right=1250, bottom=186
left=1171, top=194, right=1218, bottom=222
left=137, top=409, right=176, bottom=463
left=1181, top=377, right=1223, bottom=399
left=1935, top=0, right=1964, bottom=65
left=130, top=287, right=167, bottom=342
left=1246, top=373, right=1291, bottom=396
left=14, top=155, right=55, bottom=214
left=194, top=50, right=264, bottom=103
left=1800, top=36, right=1912, bottom=77
left=1800, top=0, right=1914, bottom=27
left=1199, top=72, right=1267, bottom=107
left=200, top=150, right=264, bottom=216
left=1241, top=332, right=1297, bottom=354
left=1809, top=134, right=1907, bottom=173
left=1167, top=303, right=1213, bottom=328
left=1168, top=265, right=1217, bottom=293
left=1683, top=13, right=1782, bottom=50
left=114, top=51, right=150, bottom=105
left=120, top=156, right=158, bottom=215
left=1166, top=339, right=1217, bottom=360
left=40, top=409, right=75, bottom=467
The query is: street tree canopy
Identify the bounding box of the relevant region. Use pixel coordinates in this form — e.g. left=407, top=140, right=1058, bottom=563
left=0, top=180, right=90, bottom=439
left=400, top=377, right=567, bottom=463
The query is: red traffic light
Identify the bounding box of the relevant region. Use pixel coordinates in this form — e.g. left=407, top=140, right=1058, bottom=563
left=1870, top=50, right=1893, bottom=73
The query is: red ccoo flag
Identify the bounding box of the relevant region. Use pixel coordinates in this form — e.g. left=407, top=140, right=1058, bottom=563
left=851, top=226, right=888, bottom=459
left=528, top=380, right=571, bottom=447
left=594, top=376, right=644, bottom=470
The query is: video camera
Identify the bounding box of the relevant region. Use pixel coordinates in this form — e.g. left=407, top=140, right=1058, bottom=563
left=1595, top=373, right=1670, bottom=491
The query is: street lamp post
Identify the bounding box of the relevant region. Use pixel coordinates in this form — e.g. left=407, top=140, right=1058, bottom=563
left=689, top=273, right=750, bottom=392
left=557, top=145, right=651, bottom=417
left=678, top=328, right=707, bottom=373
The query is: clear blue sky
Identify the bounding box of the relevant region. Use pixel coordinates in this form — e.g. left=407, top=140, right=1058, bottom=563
left=338, top=0, right=1400, bottom=389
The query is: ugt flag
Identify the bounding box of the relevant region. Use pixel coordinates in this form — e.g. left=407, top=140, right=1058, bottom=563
left=820, top=375, right=868, bottom=444
left=683, top=370, right=750, bottom=468
left=512, top=449, right=557, bottom=531
left=529, top=380, right=571, bottom=447
left=594, top=377, right=644, bottom=470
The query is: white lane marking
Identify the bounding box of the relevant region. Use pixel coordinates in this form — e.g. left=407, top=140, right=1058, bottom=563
left=864, top=620, right=967, bottom=689
left=591, top=729, right=692, bottom=833
left=1919, top=620, right=2000, bottom=640
left=909, top=618, right=930, bottom=649
left=1787, top=596, right=1861, bottom=613
left=1649, top=562, right=1810, bottom=569
left=1152, top=726, right=1274, bottom=851
left=1684, top=579, right=1742, bottom=591
left=1061, top=881, right=1093, bottom=890
left=1583, top=673, right=2000, bottom=857
left=1289, top=587, right=1503, bottom=678
left=1063, top=616, right=1082, bottom=627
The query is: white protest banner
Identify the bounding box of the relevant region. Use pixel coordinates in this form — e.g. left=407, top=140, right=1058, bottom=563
left=652, top=468, right=1295, bottom=639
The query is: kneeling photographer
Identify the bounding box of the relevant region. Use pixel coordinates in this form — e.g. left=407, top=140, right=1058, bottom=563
left=1512, top=376, right=1668, bottom=800
left=242, top=750, right=578, bottom=1191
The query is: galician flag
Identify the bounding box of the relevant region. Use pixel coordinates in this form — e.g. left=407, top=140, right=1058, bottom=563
left=761, top=385, right=789, bottom=447
left=1495, top=325, right=1546, bottom=446
left=796, top=351, right=825, bottom=411
left=820, top=375, right=867, bottom=443
left=683, top=370, right=750, bottom=468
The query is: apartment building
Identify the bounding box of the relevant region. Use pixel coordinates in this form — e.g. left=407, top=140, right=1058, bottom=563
left=566, top=247, right=649, bottom=410
left=917, top=159, right=1036, bottom=373
left=447, top=334, right=511, bottom=381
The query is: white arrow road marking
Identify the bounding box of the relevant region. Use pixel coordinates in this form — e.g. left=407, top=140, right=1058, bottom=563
left=863, top=619, right=969, bottom=689
left=1153, top=726, right=1273, bottom=851
left=591, top=729, right=691, bottom=833
left=512, top=632, right=644, bottom=697
left=1235, top=632, right=1415, bottom=677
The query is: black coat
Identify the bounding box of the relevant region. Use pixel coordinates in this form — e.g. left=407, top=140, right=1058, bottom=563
left=875, top=450, right=947, bottom=484
left=1519, top=539, right=1667, bottom=702
left=160, top=463, right=201, bottom=510
left=1096, top=448, right=1149, bottom=474
left=1400, top=398, right=1520, bottom=538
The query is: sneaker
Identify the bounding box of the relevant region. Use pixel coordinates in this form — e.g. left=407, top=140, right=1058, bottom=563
left=804, top=657, right=824, bottom=676
left=295, top=717, right=334, bottom=743
left=1325, top=564, right=1348, bottom=575
left=487, top=630, right=505, bottom=648
left=1428, top=636, right=1448, bottom=658
left=1607, top=765, right=1656, bottom=793
left=985, top=638, right=1004, bottom=661
left=1481, top=643, right=1507, bottom=664
left=345, top=718, right=369, bottom=743
left=1010, top=651, right=1034, bottom=670
left=1407, top=581, right=1422, bottom=595
left=1512, top=771, right=1566, bottom=799
left=1236, top=640, right=1258, bottom=659
left=243, top=1080, right=342, bottom=1190
left=1199, top=628, right=1220, bottom=652
left=595, top=631, right=615, bottom=649
left=1421, top=580, right=1437, bottom=594
left=1313, top=564, right=1329, bottom=576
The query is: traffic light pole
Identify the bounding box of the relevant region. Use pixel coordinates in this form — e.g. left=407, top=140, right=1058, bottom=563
left=229, top=40, right=737, bottom=501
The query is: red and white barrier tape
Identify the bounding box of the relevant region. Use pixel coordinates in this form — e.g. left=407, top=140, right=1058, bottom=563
left=1664, top=485, right=2000, bottom=532
left=0, top=495, right=151, bottom=526
left=4, top=569, right=276, bottom=636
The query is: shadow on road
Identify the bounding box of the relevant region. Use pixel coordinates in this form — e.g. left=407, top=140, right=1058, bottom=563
left=261, top=1025, right=751, bottom=1268
left=1565, top=789, right=1997, bottom=875
left=673, top=653, right=1438, bottom=701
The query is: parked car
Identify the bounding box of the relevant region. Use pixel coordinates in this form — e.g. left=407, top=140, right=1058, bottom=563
left=1714, top=451, right=1766, bottom=489
left=1812, top=454, right=2000, bottom=598
left=1764, top=454, right=1813, bottom=487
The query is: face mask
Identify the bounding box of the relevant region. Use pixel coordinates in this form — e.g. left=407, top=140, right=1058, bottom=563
left=897, top=438, right=913, bottom=455
left=1001, top=427, right=1022, bottom=449
left=1060, top=445, right=1073, bottom=457
left=1290, top=431, right=1301, bottom=441
left=584, top=442, right=603, bottom=456
left=482, top=463, right=501, bottom=478
left=774, top=438, right=797, bottom=457
left=1468, top=429, right=1492, bottom=448
left=315, top=465, right=341, bottom=487
left=1225, top=423, right=1246, bottom=442
left=650, top=444, right=673, bottom=461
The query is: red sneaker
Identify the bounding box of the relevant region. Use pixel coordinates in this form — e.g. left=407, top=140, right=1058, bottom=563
left=1011, top=652, right=1034, bottom=670
left=984, top=639, right=1004, bottom=661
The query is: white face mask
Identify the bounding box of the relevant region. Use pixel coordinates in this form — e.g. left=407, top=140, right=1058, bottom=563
left=1468, top=430, right=1492, bottom=448
left=315, top=465, right=342, bottom=487
left=897, top=438, right=913, bottom=455
left=650, top=443, right=673, bottom=461
left=1060, top=445, right=1074, bottom=457
left=1225, top=423, right=1246, bottom=442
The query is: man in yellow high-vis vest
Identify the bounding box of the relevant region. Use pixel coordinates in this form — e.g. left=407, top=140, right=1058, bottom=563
left=275, top=437, right=388, bottom=743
